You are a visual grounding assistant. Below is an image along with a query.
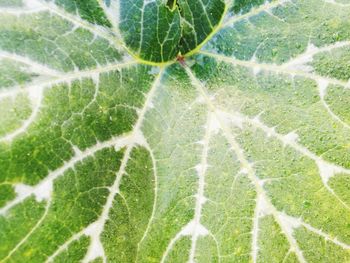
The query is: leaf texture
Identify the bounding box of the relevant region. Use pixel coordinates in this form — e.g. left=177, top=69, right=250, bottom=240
left=0, top=0, right=350, bottom=262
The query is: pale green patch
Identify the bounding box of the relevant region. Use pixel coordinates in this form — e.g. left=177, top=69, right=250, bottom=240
left=0, top=59, right=38, bottom=89
left=0, top=94, right=32, bottom=137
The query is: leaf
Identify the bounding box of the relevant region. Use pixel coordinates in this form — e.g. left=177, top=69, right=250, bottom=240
left=119, top=0, right=226, bottom=62
left=0, top=0, right=350, bottom=262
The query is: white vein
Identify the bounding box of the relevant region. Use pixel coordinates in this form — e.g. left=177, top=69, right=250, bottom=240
left=37, top=0, right=121, bottom=50
left=0, top=134, right=133, bottom=216
left=282, top=41, right=350, bottom=72
left=222, top=0, right=291, bottom=28
left=217, top=120, right=307, bottom=263
left=0, top=62, right=136, bottom=143
left=78, top=68, right=164, bottom=262
left=278, top=212, right=350, bottom=250
left=199, top=50, right=350, bottom=88
left=82, top=221, right=107, bottom=263
left=136, top=142, right=158, bottom=257
left=160, top=107, right=216, bottom=263
left=138, top=0, right=148, bottom=54
left=160, top=223, right=190, bottom=263
left=46, top=228, right=86, bottom=263
left=188, top=113, right=212, bottom=263
left=251, top=194, right=268, bottom=263
left=259, top=120, right=350, bottom=213
left=0, top=86, right=43, bottom=143
left=0, top=61, right=135, bottom=103
left=199, top=0, right=214, bottom=29
left=0, top=8, right=44, bottom=14
left=0, top=62, right=149, bottom=263
left=1, top=200, right=52, bottom=262
left=217, top=111, right=350, bottom=211
left=13, top=178, right=52, bottom=205
left=0, top=0, right=117, bottom=50
left=241, top=114, right=350, bottom=176
left=317, top=79, right=350, bottom=130
left=23, top=0, right=43, bottom=8
left=224, top=0, right=234, bottom=7
left=186, top=66, right=308, bottom=263
left=96, top=0, right=122, bottom=38
left=324, top=0, right=350, bottom=7
left=0, top=51, right=63, bottom=77
left=160, top=220, right=209, bottom=263
left=0, top=0, right=45, bottom=14
left=207, top=98, right=350, bottom=249
left=200, top=50, right=350, bottom=132
left=246, top=173, right=307, bottom=263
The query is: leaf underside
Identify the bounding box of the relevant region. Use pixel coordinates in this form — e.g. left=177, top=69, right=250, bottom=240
left=0, top=0, right=350, bottom=263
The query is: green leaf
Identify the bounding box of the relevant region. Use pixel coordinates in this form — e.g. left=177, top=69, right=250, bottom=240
left=0, top=0, right=350, bottom=262
left=120, top=0, right=226, bottom=63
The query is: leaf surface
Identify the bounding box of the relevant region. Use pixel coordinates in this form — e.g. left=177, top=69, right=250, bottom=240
left=0, top=0, right=350, bottom=262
